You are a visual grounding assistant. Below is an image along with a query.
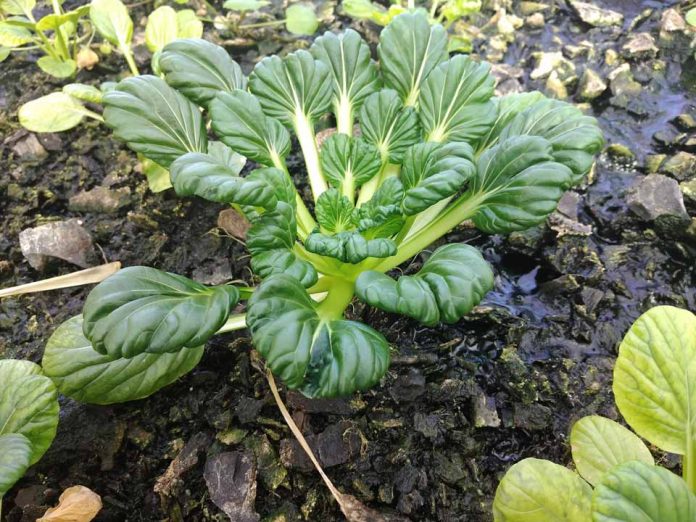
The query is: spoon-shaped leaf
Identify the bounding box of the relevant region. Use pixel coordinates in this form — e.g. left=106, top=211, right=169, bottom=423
left=304, top=231, right=396, bottom=263
left=90, top=0, right=132, bottom=49
left=0, top=434, right=32, bottom=498
left=320, top=134, right=381, bottom=194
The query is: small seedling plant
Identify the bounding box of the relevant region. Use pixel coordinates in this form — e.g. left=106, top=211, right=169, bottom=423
left=222, top=0, right=319, bottom=36
left=0, top=360, right=60, bottom=519
left=41, top=11, right=602, bottom=404
left=494, top=306, right=696, bottom=522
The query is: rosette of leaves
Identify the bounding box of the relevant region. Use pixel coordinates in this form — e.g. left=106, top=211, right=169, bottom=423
left=493, top=306, right=696, bottom=521
left=42, top=12, right=602, bottom=402
left=0, top=360, right=60, bottom=514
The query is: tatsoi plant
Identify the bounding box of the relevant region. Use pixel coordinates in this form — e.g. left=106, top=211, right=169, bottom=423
left=222, top=0, right=319, bottom=36
left=41, top=12, right=602, bottom=402
left=494, top=306, right=696, bottom=521
left=0, top=360, right=60, bottom=518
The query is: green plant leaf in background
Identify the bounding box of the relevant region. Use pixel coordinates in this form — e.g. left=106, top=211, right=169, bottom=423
left=0, top=434, right=32, bottom=499
left=145, top=6, right=178, bottom=52
left=82, top=266, right=239, bottom=358
left=0, top=22, right=33, bottom=47
left=176, top=9, right=203, bottom=39
left=592, top=461, right=696, bottom=522
left=90, top=0, right=132, bottom=49
left=685, top=8, right=696, bottom=27
left=246, top=274, right=390, bottom=397
left=0, top=46, right=10, bottom=62
left=377, top=12, right=448, bottom=106
left=570, top=415, right=654, bottom=487
left=613, top=306, right=696, bottom=461
left=223, top=0, right=269, bottom=11
left=43, top=316, right=204, bottom=405
left=285, top=4, right=318, bottom=36
left=18, top=92, right=87, bottom=132
left=37, top=56, right=76, bottom=78
left=63, top=83, right=103, bottom=103
left=0, top=0, right=35, bottom=16
left=356, top=243, right=493, bottom=326
left=103, top=75, right=208, bottom=167
left=493, top=458, right=592, bottom=522
left=0, top=360, right=59, bottom=466
left=159, top=39, right=246, bottom=106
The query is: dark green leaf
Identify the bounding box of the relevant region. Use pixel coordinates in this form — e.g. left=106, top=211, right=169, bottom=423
left=305, top=231, right=396, bottom=263
left=247, top=202, right=318, bottom=287
left=103, top=75, right=207, bottom=167
left=246, top=274, right=390, bottom=397
left=246, top=167, right=296, bottom=206
left=160, top=38, right=246, bottom=106
left=359, top=89, right=421, bottom=163
left=315, top=188, right=356, bottom=233
left=0, top=434, right=31, bottom=498
left=471, top=135, right=572, bottom=233
left=401, top=141, right=476, bottom=215
left=170, top=152, right=277, bottom=208
left=43, top=315, right=204, bottom=405
left=418, top=55, right=496, bottom=143
left=355, top=243, right=493, bottom=326
left=356, top=177, right=405, bottom=238
left=476, top=91, right=545, bottom=152
left=207, top=140, right=246, bottom=173
left=210, top=90, right=291, bottom=167
left=320, top=134, right=381, bottom=192
left=377, top=12, right=448, bottom=106
left=83, top=266, right=239, bottom=358
left=248, top=50, right=332, bottom=126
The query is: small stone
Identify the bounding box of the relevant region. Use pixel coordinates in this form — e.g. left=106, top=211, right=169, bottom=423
left=606, top=143, right=635, bottom=161
left=622, top=32, right=658, bottom=59
left=627, top=174, right=689, bottom=222
left=19, top=219, right=95, bottom=270
left=280, top=420, right=361, bottom=471
left=37, top=133, right=63, bottom=151
left=545, top=71, right=568, bottom=99
left=675, top=113, right=696, bottom=131
left=519, top=1, right=549, bottom=15
left=69, top=186, right=131, bottom=214
left=577, top=68, right=607, bottom=100
left=525, top=13, right=545, bottom=29
left=204, top=451, right=260, bottom=522
left=413, top=413, right=439, bottom=439
left=390, top=369, right=426, bottom=402
left=680, top=179, right=696, bottom=204
left=513, top=403, right=552, bottom=430
left=569, top=0, right=623, bottom=27
left=497, top=10, right=523, bottom=37
left=661, top=152, right=696, bottom=181
left=531, top=51, right=576, bottom=81
left=604, top=49, right=620, bottom=66
left=661, top=8, right=686, bottom=33
left=11, top=133, right=47, bottom=161
left=473, top=392, right=501, bottom=428
left=646, top=154, right=666, bottom=173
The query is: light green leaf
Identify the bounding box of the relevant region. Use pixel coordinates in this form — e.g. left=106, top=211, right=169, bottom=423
left=248, top=49, right=332, bottom=126
left=139, top=155, right=172, bottom=192
left=315, top=188, right=355, bottom=233
left=285, top=4, right=318, bottom=35
left=82, top=266, right=239, bottom=358
left=470, top=135, right=572, bottom=233
left=103, top=75, right=208, bottom=167
left=37, top=56, right=76, bottom=77
left=210, top=90, right=291, bottom=167
left=63, top=83, right=103, bottom=103
left=341, top=0, right=383, bottom=21
left=570, top=415, right=654, bottom=487
left=356, top=243, right=493, bottom=326
left=159, top=39, right=246, bottom=106
left=592, top=461, right=696, bottom=522
left=90, top=0, right=133, bottom=49
left=247, top=202, right=318, bottom=287
left=441, top=0, right=481, bottom=21
left=145, top=6, right=177, bottom=52
left=0, top=22, right=33, bottom=47
left=176, top=9, right=202, bottom=39
left=0, top=46, right=9, bottom=61
left=613, top=306, right=696, bottom=456
left=377, top=12, right=448, bottom=106
left=418, top=55, right=496, bottom=143
left=18, top=92, right=86, bottom=132
left=246, top=274, right=390, bottom=397
left=170, top=152, right=277, bottom=208
left=320, top=134, right=381, bottom=193
left=0, top=434, right=32, bottom=498
left=0, top=360, right=59, bottom=465
left=310, top=28, right=380, bottom=129
left=685, top=8, right=696, bottom=27
left=493, top=458, right=592, bottom=522
left=0, top=0, right=35, bottom=16
left=43, top=315, right=204, bottom=405
left=476, top=91, right=545, bottom=152
left=305, top=231, right=396, bottom=264
left=223, top=0, right=269, bottom=11
left=499, top=98, right=604, bottom=184
left=401, top=141, right=476, bottom=215
left=359, top=89, right=421, bottom=163
left=207, top=140, right=246, bottom=174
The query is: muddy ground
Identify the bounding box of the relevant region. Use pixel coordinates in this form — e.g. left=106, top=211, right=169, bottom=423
left=1, top=0, right=695, bottom=520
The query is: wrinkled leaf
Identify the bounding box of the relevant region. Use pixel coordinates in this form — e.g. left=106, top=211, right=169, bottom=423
left=320, top=134, right=381, bottom=194
left=0, top=434, right=31, bottom=498
left=570, top=415, right=654, bottom=487
left=90, top=0, right=132, bottom=49
left=613, top=306, right=696, bottom=456
left=63, top=83, right=103, bottom=103
left=43, top=316, right=204, bottom=404
left=315, top=188, right=355, bottom=233
left=38, top=485, right=102, bottom=522
left=377, top=12, right=447, bottom=106
left=160, top=39, right=246, bottom=106
left=210, top=90, right=291, bottom=167
left=357, top=177, right=404, bottom=238
left=82, top=266, right=239, bottom=358
left=247, top=274, right=390, bottom=397
left=356, top=243, right=493, bottom=326
left=305, top=231, right=396, bottom=263
left=285, top=4, right=318, bottom=36
left=37, top=56, right=76, bottom=78
left=0, top=360, right=59, bottom=465
left=592, top=462, right=696, bottom=522
left=103, top=75, right=207, bottom=167
left=493, top=458, right=592, bottom=522
left=19, top=92, right=86, bottom=132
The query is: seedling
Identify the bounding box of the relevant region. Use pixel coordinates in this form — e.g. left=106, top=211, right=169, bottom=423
left=494, top=306, right=696, bottom=521
left=222, top=0, right=319, bottom=36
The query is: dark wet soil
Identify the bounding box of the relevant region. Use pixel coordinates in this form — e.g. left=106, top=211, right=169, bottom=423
left=1, top=0, right=695, bottom=520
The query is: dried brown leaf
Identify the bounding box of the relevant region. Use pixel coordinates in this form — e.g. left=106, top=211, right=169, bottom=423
left=38, top=485, right=102, bottom=522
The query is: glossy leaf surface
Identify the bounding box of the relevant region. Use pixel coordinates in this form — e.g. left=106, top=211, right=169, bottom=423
left=305, top=231, right=396, bottom=263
